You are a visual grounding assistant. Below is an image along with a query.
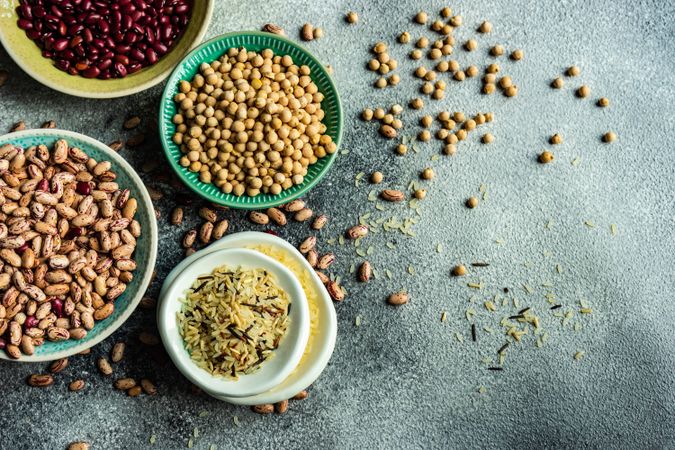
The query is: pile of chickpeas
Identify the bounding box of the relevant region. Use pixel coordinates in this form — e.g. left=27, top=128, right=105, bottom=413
left=172, top=47, right=336, bottom=197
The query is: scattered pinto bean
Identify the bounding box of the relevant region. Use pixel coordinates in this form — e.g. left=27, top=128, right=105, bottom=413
left=252, top=404, right=274, bottom=414
left=387, top=291, right=409, bottom=306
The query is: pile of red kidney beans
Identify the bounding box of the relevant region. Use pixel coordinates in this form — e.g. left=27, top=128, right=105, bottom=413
left=17, top=0, right=192, bottom=79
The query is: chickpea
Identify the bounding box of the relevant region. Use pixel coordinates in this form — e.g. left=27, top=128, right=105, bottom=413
left=421, top=168, right=434, bottom=180
left=371, top=171, right=383, bottom=184
left=452, top=265, right=467, bottom=276
left=538, top=151, right=554, bottom=164
left=465, top=197, right=478, bottom=209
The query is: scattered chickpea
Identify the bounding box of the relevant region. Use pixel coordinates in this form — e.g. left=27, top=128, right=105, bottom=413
left=420, top=115, right=433, bottom=128
left=449, top=15, right=462, bottom=27
left=483, top=83, right=496, bottom=94
left=490, top=45, right=504, bottom=57
left=362, top=109, right=374, bottom=121
left=481, top=133, right=495, bottom=144
left=566, top=65, right=581, bottom=77
left=438, top=111, right=450, bottom=121
left=576, top=85, right=590, bottom=98
left=432, top=89, right=445, bottom=100
left=498, top=76, right=512, bottom=89
left=551, top=77, right=564, bottom=89
left=391, top=104, right=403, bottom=115
left=368, top=59, right=380, bottom=71
left=421, top=167, right=434, bottom=180
left=483, top=73, right=497, bottom=84
left=431, top=20, right=443, bottom=32
left=416, top=37, right=429, bottom=48
left=453, top=70, right=466, bottom=81
left=602, top=131, right=617, bottom=143
left=443, top=144, right=457, bottom=155
left=382, top=114, right=394, bottom=125
left=397, top=144, right=408, bottom=155
left=550, top=133, right=563, bottom=145
left=415, top=11, right=428, bottom=24
left=414, top=189, right=427, bottom=200
left=486, top=63, right=500, bottom=73
left=370, top=171, right=383, bottom=184
left=374, top=108, right=385, bottom=120
left=441, top=24, right=453, bottom=35
left=484, top=112, right=494, bottom=122
left=415, top=66, right=428, bottom=78
left=346, top=11, right=359, bottom=24
left=463, top=119, right=476, bottom=131
left=466, top=65, right=479, bottom=77
left=597, top=97, right=610, bottom=107
left=464, top=39, right=478, bottom=51
left=391, top=118, right=403, bottom=129
left=418, top=130, right=431, bottom=142
left=504, top=85, right=518, bottom=97
left=410, top=98, right=424, bottom=109
left=435, top=80, right=446, bottom=90
left=388, top=74, right=401, bottom=85
left=465, top=197, right=479, bottom=209
left=373, top=42, right=387, bottom=53
left=475, top=113, right=486, bottom=125
left=538, top=151, right=554, bottom=164
left=446, top=133, right=459, bottom=145
left=440, top=6, right=452, bottom=18
left=399, top=31, right=411, bottom=44
left=478, top=21, right=493, bottom=33
left=313, top=27, right=324, bottom=39
left=424, top=70, right=436, bottom=81
left=453, top=112, right=465, bottom=122
left=510, top=49, right=524, bottom=61
left=436, top=60, right=450, bottom=72
left=429, top=48, right=442, bottom=60
left=410, top=49, right=423, bottom=60
left=452, top=264, right=467, bottom=276
left=375, top=77, right=388, bottom=88
left=449, top=60, right=460, bottom=72
left=436, top=129, right=449, bottom=140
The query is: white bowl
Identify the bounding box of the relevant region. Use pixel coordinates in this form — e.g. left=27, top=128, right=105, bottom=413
left=158, top=231, right=337, bottom=405
left=159, top=247, right=310, bottom=398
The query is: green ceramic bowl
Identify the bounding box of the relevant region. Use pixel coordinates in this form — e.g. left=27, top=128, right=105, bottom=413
left=0, top=0, right=213, bottom=98
left=159, top=31, right=343, bottom=210
left=0, top=129, right=158, bottom=362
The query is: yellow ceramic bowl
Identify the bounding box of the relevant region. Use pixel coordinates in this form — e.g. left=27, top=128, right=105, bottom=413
left=0, top=0, right=213, bottom=98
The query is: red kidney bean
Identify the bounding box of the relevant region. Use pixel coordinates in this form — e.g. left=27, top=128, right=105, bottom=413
left=24, top=316, right=38, bottom=329
left=53, top=39, right=69, bottom=51
left=51, top=298, right=64, bottom=318
left=18, top=0, right=191, bottom=79
left=76, top=181, right=91, bottom=194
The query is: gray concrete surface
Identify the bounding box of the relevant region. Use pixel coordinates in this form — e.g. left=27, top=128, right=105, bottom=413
left=1, top=0, right=674, bottom=449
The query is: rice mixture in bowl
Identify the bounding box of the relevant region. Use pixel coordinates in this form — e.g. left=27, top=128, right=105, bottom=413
left=178, top=265, right=290, bottom=379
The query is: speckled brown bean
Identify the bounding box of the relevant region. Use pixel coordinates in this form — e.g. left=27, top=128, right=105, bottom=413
left=69, top=379, right=85, bottom=392
left=326, top=281, right=344, bottom=302
left=114, top=378, right=137, bottom=390
left=252, top=404, right=274, bottom=414
left=67, top=442, right=90, bottom=450
left=275, top=400, right=289, bottom=414
left=358, top=261, right=372, bottom=282
left=27, top=373, right=53, bottom=387
left=170, top=207, right=184, bottom=225
left=284, top=199, right=305, bottom=212
left=292, top=390, right=309, bottom=400
left=141, top=378, right=157, bottom=395
left=97, top=357, right=113, bottom=376
left=294, top=208, right=313, bottom=222
left=111, top=342, right=125, bottom=363
left=199, top=222, right=213, bottom=243
left=311, top=215, right=328, bottom=230
left=387, top=291, right=409, bottom=305
left=298, top=236, right=316, bottom=254
left=266, top=207, right=287, bottom=226
left=248, top=211, right=269, bottom=225
left=182, top=230, right=197, bottom=248
left=127, top=386, right=142, bottom=397
left=212, top=220, right=229, bottom=240
left=49, top=357, right=69, bottom=373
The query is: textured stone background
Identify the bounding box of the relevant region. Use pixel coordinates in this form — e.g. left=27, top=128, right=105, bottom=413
left=1, top=0, right=674, bottom=449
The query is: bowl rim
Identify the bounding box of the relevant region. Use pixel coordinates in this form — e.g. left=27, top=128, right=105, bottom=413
left=158, top=231, right=337, bottom=405
left=158, top=30, right=344, bottom=209
left=0, top=1, right=214, bottom=99
left=0, top=128, right=158, bottom=362
left=158, top=247, right=311, bottom=398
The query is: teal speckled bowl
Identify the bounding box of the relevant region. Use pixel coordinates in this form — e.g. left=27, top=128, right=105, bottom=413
left=159, top=31, right=343, bottom=210
left=0, top=129, right=158, bottom=362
